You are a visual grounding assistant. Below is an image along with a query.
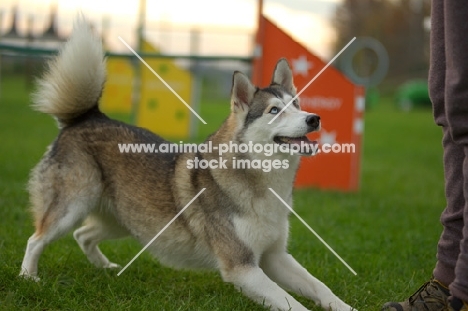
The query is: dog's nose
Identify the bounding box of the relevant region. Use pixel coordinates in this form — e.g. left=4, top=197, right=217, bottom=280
left=306, top=115, right=320, bottom=128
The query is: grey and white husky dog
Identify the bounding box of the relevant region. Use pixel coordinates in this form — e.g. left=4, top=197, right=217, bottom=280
left=19, top=18, right=355, bottom=311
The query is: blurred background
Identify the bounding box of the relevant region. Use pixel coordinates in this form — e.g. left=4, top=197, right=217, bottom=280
left=0, top=0, right=431, bottom=122
left=0, top=0, right=434, bottom=189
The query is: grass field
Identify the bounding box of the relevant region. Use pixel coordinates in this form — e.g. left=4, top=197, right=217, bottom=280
left=0, top=74, right=445, bottom=310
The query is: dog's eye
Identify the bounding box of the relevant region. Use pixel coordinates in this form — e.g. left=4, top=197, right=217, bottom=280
left=269, top=107, right=279, bottom=114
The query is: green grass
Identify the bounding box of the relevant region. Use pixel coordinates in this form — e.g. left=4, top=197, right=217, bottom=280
left=0, top=74, right=445, bottom=310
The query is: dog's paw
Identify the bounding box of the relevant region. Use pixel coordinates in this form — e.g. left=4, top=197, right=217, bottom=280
left=103, top=262, right=121, bottom=269
left=19, top=272, right=40, bottom=282
left=330, top=303, right=356, bottom=311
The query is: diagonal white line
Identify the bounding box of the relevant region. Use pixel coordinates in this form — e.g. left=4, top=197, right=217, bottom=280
left=268, top=37, right=357, bottom=124
left=118, top=36, right=207, bottom=125
left=117, top=188, right=206, bottom=276
left=268, top=188, right=357, bottom=275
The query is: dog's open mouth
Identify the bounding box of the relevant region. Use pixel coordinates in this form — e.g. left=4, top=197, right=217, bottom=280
left=273, top=136, right=319, bottom=155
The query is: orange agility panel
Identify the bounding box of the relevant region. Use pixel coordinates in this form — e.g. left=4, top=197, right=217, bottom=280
left=253, top=16, right=365, bottom=191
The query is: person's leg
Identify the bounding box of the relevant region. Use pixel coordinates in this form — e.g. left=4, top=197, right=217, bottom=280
left=432, top=129, right=464, bottom=288
left=382, top=0, right=459, bottom=309
left=450, top=146, right=468, bottom=309
left=382, top=127, right=465, bottom=311
left=441, top=1, right=468, bottom=307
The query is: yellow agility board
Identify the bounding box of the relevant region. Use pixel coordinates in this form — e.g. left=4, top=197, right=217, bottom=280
left=136, top=39, right=192, bottom=139
left=101, top=57, right=134, bottom=114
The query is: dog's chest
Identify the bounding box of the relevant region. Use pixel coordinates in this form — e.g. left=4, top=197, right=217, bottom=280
left=232, top=195, right=290, bottom=255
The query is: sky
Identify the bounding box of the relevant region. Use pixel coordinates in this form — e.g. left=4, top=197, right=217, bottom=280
left=0, top=0, right=341, bottom=59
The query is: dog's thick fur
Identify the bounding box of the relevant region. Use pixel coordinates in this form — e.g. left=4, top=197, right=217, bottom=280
left=19, top=18, right=355, bottom=311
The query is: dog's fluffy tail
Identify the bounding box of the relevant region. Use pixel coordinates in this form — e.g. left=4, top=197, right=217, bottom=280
left=32, top=17, right=106, bottom=127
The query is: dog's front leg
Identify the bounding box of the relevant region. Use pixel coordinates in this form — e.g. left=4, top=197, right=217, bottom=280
left=221, top=265, right=309, bottom=311
left=260, top=252, right=356, bottom=311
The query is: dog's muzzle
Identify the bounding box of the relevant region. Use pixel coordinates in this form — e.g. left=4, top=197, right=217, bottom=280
left=272, top=114, right=320, bottom=156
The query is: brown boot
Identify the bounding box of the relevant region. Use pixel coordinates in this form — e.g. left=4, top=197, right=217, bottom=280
left=382, top=279, right=450, bottom=311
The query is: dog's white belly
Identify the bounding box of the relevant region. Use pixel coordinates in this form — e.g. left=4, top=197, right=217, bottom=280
left=141, top=228, right=218, bottom=270
left=150, top=241, right=218, bottom=270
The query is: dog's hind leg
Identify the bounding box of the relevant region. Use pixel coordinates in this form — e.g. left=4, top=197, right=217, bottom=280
left=73, top=213, right=129, bottom=268
left=20, top=233, right=46, bottom=281
left=20, top=160, right=101, bottom=280
left=19, top=196, right=98, bottom=281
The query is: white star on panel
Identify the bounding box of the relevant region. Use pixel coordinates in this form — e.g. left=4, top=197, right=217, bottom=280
left=320, top=130, right=337, bottom=145
left=292, top=55, right=313, bottom=77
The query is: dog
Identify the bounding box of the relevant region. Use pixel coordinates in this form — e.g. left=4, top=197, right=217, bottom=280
left=19, top=18, right=356, bottom=311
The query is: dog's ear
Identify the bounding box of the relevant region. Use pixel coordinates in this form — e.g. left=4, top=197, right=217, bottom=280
left=230, top=71, right=256, bottom=113
left=271, top=58, right=296, bottom=95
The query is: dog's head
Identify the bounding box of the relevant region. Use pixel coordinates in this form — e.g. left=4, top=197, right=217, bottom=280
left=230, top=58, right=319, bottom=156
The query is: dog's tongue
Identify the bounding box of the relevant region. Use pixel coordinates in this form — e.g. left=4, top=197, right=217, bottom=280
left=280, top=136, right=317, bottom=147
left=298, top=137, right=317, bottom=146
left=276, top=136, right=319, bottom=155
